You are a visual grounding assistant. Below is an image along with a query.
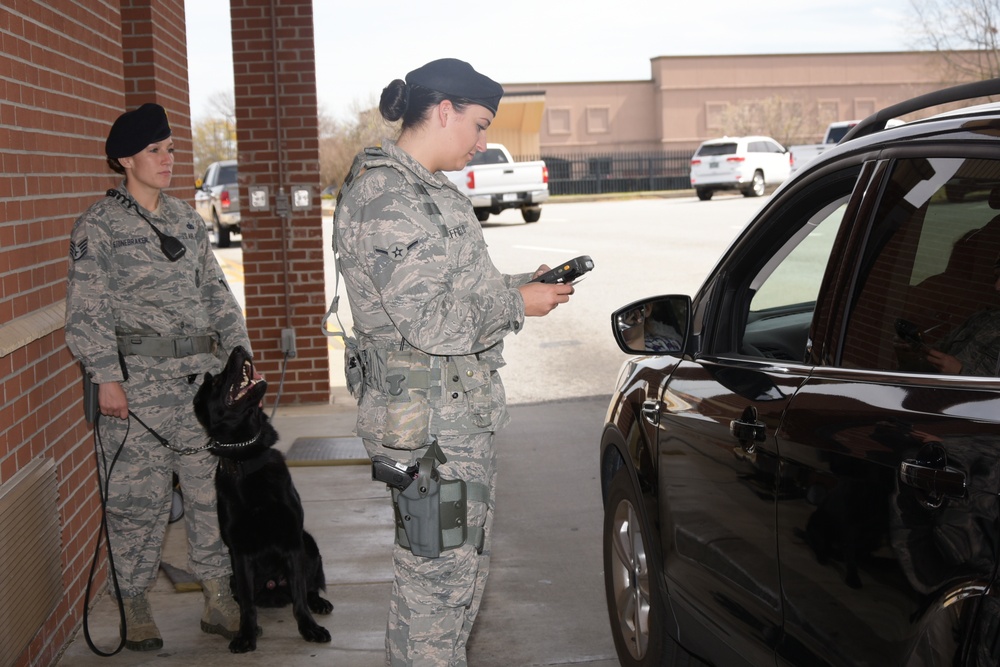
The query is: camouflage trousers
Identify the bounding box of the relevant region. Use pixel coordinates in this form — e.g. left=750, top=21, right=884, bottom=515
left=366, top=431, right=497, bottom=667
left=97, top=375, right=230, bottom=597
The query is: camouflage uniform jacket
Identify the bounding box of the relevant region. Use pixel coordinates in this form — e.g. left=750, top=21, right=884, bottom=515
left=334, top=140, right=531, bottom=441
left=65, top=183, right=250, bottom=383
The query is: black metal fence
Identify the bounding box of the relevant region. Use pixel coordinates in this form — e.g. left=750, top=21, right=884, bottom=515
left=517, top=150, right=694, bottom=196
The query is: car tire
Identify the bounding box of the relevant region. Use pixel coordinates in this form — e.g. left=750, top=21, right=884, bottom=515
left=743, top=171, right=765, bottom=197
left=475, top=208, right=490, bottom=222
left=604, top=466, right=690, bottom=667
left=522, top=206, right=542, bottom=223
left=213, top=211, right=231, bottom=248
left=696, top=188, right=713, bottom=201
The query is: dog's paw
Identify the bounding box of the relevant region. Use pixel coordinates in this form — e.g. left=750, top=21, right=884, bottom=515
left=228, top=634, right=257, bottom=653
left=309, top=594, right=334, bottom=615
left=299, top=622, right=331, bottom=643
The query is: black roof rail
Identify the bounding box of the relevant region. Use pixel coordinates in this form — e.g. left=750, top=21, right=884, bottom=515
left=841, top=77, right=1000, bottom=143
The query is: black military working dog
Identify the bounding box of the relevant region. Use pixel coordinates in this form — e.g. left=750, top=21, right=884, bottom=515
left=193, top=346, right=332, bottom=653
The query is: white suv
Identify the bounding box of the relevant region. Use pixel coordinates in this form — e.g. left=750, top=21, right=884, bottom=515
left=689, top=135, right=791, bottom=200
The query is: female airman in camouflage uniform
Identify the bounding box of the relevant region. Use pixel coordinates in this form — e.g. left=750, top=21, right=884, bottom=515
left=65, top=103, right=248, bottom=651
left=333, top=59, right=575, bottom=666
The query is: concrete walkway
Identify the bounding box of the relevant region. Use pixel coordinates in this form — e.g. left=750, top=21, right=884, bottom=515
left=55, top=389, right=619, bottom=666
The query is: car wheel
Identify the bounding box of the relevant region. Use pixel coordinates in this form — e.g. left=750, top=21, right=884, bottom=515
left=604, top=466, right=678, bottom=667
left=743, top=171, right=765, bottom=197
left=475, top=208, right=490, bottom=222
left=522, top=206, right=542, bottom=223
left=696, top=188, right=712, bottom=201
left=213, top=211, right=231, bottom=248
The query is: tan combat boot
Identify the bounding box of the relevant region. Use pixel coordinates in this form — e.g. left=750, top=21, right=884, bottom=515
left=122, top=594, right=163, bottom=651
left=200, top=576, right=241, bottom=639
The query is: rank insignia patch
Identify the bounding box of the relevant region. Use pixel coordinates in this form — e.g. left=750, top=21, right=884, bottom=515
left=70, top=239, right=88, bottom=261
left=375, top=240, right=419, bottom=261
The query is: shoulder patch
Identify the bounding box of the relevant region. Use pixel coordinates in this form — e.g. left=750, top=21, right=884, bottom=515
left=70, top=238, right=88, bottom=261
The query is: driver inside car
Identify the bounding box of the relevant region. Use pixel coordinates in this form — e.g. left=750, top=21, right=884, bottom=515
left=916, top=255, right=1000, bottom=376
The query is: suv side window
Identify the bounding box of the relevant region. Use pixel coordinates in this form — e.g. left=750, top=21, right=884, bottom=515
left=842, top=157, right=1000, bottom=376
left=703, top=166, right=863, bottom=361
left=741, top=199, right=847, bottom=361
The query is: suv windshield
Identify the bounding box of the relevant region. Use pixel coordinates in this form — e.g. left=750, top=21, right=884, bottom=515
left=696, top=143, right=738, bottom=157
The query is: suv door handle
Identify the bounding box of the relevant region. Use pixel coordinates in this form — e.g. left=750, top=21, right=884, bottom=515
left=642, top=399, right=662, bottom=426
left=730, top=406, right=766, bottom=448
left=730, top=418, right=766, bottom=442
left=899, top=460, right=967, bottom=499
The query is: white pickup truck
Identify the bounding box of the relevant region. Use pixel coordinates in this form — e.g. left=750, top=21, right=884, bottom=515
left=790, top=119, right=904, bottom=173
left=788, top=121, right=859, bottom=174
left=445, top=143, right=549, bottom=223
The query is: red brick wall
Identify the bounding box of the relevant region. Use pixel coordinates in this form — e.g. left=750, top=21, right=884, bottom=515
left=231, top=0, right=329, bottom=403
left=2, top=2, right=124, bottom=665
left=0, top=2, right=194, bottom=665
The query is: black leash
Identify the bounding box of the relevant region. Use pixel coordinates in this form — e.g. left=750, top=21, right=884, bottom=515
left=127, top=409, right=213, bottom=455
left=83, top=412, right=127, bottom=656
left=82, top=409, right=208, bottom=657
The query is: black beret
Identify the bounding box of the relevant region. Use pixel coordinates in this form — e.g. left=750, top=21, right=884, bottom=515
left=105, top=103, right=171, bottom=159
left=406, top=58, right=503, bottom=115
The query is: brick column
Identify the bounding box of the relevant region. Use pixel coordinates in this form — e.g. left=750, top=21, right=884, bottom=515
left=230, top=0, right=329, bottom=403
left=120, top=0, right=194, bottom=195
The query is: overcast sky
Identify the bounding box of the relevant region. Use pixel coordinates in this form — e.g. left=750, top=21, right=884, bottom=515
left=185, top=0, right=915, bottom=122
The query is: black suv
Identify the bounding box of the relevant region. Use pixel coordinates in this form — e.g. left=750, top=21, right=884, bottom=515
left=600, top=79, right=1000, bottom=666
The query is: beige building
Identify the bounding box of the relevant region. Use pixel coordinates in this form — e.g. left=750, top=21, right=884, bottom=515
left=496, top=51, right=960, bottom=156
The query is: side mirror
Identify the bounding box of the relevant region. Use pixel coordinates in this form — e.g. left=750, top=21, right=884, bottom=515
left=612, top=295, right=691, bottom=355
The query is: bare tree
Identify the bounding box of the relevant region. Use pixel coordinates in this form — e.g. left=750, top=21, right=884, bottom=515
left=318, top=95, right=397, bottom=194
left=192, top=118, right=237, bottom=177
left=720, top=96, right=814, bottom=147
left=192, top=90, right=394, bottom=194
left=910, top=0, right=1000, bottom=80
left=192, top=90, right=237, bottom=177
left=206, top=91, right=236, bottom=127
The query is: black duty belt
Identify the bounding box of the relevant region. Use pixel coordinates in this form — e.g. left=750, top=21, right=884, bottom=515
left=117, top=333, right=219, bottom=358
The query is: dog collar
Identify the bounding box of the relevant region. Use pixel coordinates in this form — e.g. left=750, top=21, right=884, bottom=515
left=210, top=428, right=263, bottom=450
